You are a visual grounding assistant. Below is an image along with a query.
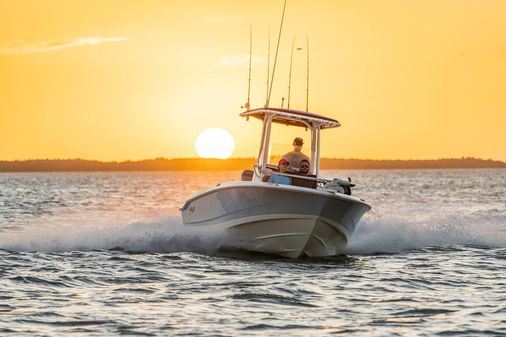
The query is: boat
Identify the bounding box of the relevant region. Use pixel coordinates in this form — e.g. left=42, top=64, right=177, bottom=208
left=181, top=0, right=370, bottom=258
left=180, top=107, right=371, bottom=258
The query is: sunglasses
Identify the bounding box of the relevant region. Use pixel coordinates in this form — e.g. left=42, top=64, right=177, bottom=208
left=300, top=165, right=309, bottom=168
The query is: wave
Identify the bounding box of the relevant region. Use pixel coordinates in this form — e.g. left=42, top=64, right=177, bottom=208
left=0, top=214, right=224, bottom=254
left=346, top=210, right=506, bottom=254
left=1, top=211, right=505, bottom=255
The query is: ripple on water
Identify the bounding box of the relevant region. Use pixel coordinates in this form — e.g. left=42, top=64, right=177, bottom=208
left=8, top=276, right=72, bottom=288
left=392, top=308, right=456, bottom=317
left=231, top=292, right=317, bottom=308
left=242, top=323, right=323, bottom=331
left=14, top=319, right=114, bottom=327
left=0, top=304, right=14, bottom=313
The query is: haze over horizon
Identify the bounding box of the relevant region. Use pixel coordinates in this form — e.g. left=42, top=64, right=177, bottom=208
left=1, top=0, right=505, bottom=162
left=1, top=155, right=504, bottom=163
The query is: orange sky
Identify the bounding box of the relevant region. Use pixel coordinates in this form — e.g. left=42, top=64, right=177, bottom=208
left=1, top=0, right=505, bottom=161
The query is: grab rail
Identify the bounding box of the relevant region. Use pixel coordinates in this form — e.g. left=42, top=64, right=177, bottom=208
left=268, top=172, right=332, bottom=184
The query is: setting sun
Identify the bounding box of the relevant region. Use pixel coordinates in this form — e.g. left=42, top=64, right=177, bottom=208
left=195, top=128, right=235, bottom=159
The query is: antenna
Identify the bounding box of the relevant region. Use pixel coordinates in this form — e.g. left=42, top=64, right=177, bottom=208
left=305, top=35, right=309, bottom=112
left=247, top=25, right=252, bottom=110
left=287, top=36, right=295, bottom=109
left=247, top=25, right=253, bottom=110
left=242, top=25, right=253, bottom=110
left=265, top=28, right=270, bottom=107
left=266, top=0, right=287, bottom=107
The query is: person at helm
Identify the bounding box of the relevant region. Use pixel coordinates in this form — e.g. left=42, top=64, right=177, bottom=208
left=282, top=137, right=310, bottom=172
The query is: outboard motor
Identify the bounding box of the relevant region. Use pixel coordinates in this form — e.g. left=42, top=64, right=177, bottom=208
left=322, top=177, right=355, bottom=195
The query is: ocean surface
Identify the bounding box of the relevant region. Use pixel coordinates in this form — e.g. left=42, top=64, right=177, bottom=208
left=0, top=169, right=505, bottom=336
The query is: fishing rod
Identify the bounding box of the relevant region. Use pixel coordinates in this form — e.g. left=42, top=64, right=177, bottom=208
left=265, top=28, right=270, bottom=107
left=266, top=0, right=287, bottom=107
left=306, top=35, right=309, bottom=112
left=287, top=36, right=295, bottom=109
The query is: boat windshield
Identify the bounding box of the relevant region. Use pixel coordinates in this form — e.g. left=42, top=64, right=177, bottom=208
left=265, top=123, right=311, bottom=172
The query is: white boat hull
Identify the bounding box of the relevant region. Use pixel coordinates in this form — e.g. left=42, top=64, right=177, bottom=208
left=181, top=182, right=371, bottom=258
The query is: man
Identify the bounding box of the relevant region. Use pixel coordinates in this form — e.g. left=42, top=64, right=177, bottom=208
left=283, top=137, right=310, bottom=171
left=292, top=158, right=316, bottom=188
left=299, top=159, right=310, bottom=175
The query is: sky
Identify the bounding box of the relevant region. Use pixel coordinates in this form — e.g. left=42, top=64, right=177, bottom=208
left=1, top=0, right=505, bottom=161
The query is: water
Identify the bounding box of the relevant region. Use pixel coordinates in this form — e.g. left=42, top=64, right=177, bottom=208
left=0, top=170, right=505, bottom=336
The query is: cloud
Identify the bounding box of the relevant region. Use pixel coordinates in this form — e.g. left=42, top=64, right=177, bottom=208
left=0, top=37, right=127, bottom=55
left=203, top=16, right=245, bottom=25
left=219, top=53, right=264, bottom=66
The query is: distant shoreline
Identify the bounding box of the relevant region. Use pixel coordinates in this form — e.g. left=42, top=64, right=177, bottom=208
left=0, top=157, right=504, bottom=172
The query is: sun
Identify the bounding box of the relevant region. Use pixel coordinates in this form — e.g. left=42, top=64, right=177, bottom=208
left=195, top=128, right=235, bottom=159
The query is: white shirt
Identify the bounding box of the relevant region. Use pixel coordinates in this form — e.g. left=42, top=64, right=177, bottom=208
left=282, top=151, right=310, bottom=171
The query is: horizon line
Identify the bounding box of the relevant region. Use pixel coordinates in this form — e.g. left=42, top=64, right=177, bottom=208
left=0, top=156, right=505, bottom=163
left=1, top=157, right=504, bottom=172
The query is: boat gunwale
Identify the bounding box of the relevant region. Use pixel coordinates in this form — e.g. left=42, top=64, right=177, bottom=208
left=180, top=181, right=370, bottom=212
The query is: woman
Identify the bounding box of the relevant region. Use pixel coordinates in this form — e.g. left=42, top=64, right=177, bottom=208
left=268, top=158, right=292, bottom=185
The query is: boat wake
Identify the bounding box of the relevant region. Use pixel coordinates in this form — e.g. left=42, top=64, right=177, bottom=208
left=0, top=214, right=226, bottom=254
left=346, top=211, right=506, bottom=254
left=1, top=210, right=504, bottom=255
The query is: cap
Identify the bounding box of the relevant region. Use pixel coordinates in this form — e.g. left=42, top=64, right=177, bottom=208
left=278, top=158, right=290, bottom=165
left=293, top=137, right=304, bottom=145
